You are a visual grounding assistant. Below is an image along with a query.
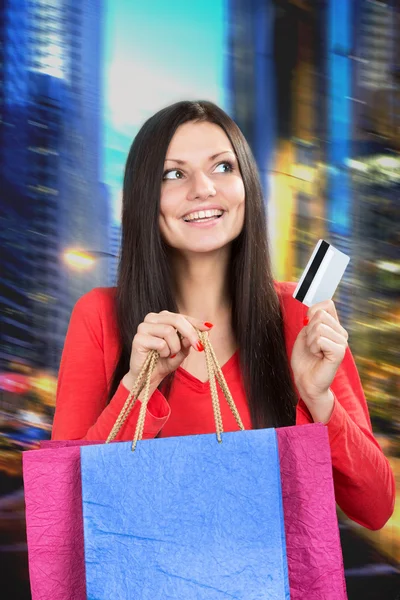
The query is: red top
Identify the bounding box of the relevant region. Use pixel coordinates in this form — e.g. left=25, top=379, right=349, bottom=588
left=52, top=282, right=395, bottom=530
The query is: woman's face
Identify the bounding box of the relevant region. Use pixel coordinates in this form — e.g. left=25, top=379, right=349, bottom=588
left=159, top=121, right=245, bottom=253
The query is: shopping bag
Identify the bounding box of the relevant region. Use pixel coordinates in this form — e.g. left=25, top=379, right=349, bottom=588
left=81, top=334, right=347, bottom=599
left=276, top=425, right=347, bottom=598
left=24, top=431, right=346, bottom=600
left=82, top=428, right=290, bottom=599
left=22, top=440, right=97, bottom=600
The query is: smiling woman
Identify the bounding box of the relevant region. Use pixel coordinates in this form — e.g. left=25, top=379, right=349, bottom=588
left=52, top=100, right=395, bottom=533
left=108, top=100, right=295, bottom=420
left=159, top=121, right=245, bottom=253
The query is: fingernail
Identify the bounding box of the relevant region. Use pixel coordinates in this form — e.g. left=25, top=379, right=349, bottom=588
left=303, top=317, right=309, bottom=326
left=204, top=322, right=214, bottom=329
left=197, top=341, right=204, bottom=352
left=170, top=354, right=177, bottom=359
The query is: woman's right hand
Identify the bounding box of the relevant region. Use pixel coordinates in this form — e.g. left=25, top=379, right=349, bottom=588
left=122, top=311, right=213, bottom=392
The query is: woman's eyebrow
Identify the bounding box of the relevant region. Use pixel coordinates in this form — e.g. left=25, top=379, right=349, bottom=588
left=164, top=150, right=236, bottom=165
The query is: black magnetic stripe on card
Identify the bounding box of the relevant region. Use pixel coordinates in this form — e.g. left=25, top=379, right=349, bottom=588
left=295, top=240, right=330, bottom=303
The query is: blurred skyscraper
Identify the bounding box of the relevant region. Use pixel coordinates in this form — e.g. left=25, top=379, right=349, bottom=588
left=226, top=0, right=398, bottom=331
left=0, top=0, right=35, bottom=374
left=346, top=0, right=400, bottom=368
left=228, top=0, right=294, bottom=281
left=228, top=0, right=276, bottom=197
left=108, top=222, right=121, bottom=287
left=324, top=0, right=354, bottom=327
left=352, top=0, right=399, bottom=149
left=0, top=0, right=109, bottom=375
left=228, top=1, right=328, bottom=292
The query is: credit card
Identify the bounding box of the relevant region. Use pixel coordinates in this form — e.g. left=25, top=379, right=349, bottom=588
left=293, top=239, right=350, bottom=307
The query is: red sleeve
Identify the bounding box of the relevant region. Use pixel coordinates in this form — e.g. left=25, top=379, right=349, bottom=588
left=296, top=345, right=395, bottom=531
left=51, top=290, right=171, bottom=442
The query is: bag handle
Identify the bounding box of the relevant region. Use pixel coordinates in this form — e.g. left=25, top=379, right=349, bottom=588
left=106, top=330, right=245, bottom=450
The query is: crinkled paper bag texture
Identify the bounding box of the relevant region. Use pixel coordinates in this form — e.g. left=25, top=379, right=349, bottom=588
left=276, top=424, right=347, bottom=599
left=22, top=442, right=95, bottom=600
left=81, top=428, right=290, bottom=600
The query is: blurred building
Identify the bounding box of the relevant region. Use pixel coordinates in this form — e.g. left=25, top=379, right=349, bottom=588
left=0, top=0, right=36, bottom=373
left=346, top=0, right=400, bottom=371
left=227, top=0, right=276, bottom=195
left=228, top=0, right=294, bottom=280
left=282, top=2, right=325, bottom=278
left=226, top=0, right=399, bottom=334
left=228, top=1, right=329, bottom=286
left=108, top=222, right=121, bottom=287
left=353, top=0, right=400, bottom=149
left=29, top=0, right=109, bottom=372
left=0, top=0, right=110, bottom=375
left=228, top=0, right=400, bottom=329
left=323, top=0, right=355, bottom=327
left=356, top=0, right=399, bottom=140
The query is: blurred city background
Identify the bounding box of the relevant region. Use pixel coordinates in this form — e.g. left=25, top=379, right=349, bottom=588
left=0, top=0, right=399, bottom=598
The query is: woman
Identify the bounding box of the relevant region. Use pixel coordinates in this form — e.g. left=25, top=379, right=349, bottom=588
left=52, top=100, right=394, bottom=531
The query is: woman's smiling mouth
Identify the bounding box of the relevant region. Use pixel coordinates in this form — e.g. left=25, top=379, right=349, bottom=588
left=183, top=208, right=224, bottom=223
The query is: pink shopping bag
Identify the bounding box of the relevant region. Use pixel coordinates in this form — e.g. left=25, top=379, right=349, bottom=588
left=276, top=425, right=347, bottom=599
left=22, top=440, right=98, bottom=600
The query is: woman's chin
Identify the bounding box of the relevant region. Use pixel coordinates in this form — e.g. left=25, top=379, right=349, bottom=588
left=169, top=239, right=231, bottom=255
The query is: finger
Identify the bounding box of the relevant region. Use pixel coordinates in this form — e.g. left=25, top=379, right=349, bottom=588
left=159, top=310, right=213, bottom=334
left=133, top=333, right=172, bottom=359
left=307, top=300, right=339, bottom=324
left=170, top=337, right=192, bottom=359
left=180, top=314, right=214, bottom=332
left=137, top=323, right=182, bottom=356
left=307, top=322, right=348, bottom=348
left=180, top=337, right=192, bottom=350
left=308, top=334, right=347, bottom=362
left=306, top=310, right=348, bottom=340
left=144, top=312, right=209, bottom=351
left=144, top=311, right=212, bottom=332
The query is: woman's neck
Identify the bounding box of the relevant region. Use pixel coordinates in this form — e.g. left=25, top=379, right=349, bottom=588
left=171, top=247, right=232, bottom=324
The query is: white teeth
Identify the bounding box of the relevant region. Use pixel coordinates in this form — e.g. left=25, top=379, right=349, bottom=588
left=183, top=209, right=224, bottom=222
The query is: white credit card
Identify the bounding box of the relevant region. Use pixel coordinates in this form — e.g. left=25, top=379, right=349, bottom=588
left=293, top=239, right=350, bottom=307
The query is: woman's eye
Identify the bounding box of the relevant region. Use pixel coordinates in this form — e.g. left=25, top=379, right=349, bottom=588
left=214, top=161, right=234, bottom=174
left=163, top=162, right=234, bottom=180
left=163, top=169, right=184, bottom=180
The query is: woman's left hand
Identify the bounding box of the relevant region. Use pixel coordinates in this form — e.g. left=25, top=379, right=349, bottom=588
left=290, top=299, right=349, bottom=423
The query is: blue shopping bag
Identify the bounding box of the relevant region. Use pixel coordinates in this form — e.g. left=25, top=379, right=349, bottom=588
left=81, top=428, right=290, bottom=600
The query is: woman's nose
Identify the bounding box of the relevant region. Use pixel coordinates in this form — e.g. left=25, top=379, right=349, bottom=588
left=187, top=171, right=217, bottom=201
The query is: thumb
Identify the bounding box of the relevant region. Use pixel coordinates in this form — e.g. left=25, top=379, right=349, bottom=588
left=297, top=326, right=307, bottom=342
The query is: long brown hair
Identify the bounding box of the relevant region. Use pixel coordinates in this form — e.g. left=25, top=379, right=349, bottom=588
left=109, top=100, right=298, bottom=428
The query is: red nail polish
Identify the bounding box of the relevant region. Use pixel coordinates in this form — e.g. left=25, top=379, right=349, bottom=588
left=197, top=341, right=204, bottom=352
left=303, top=317, right=309, bottom=326
left=204, top=322, right=214, bottom=329
left=170, top=354, right=177, bottom=359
